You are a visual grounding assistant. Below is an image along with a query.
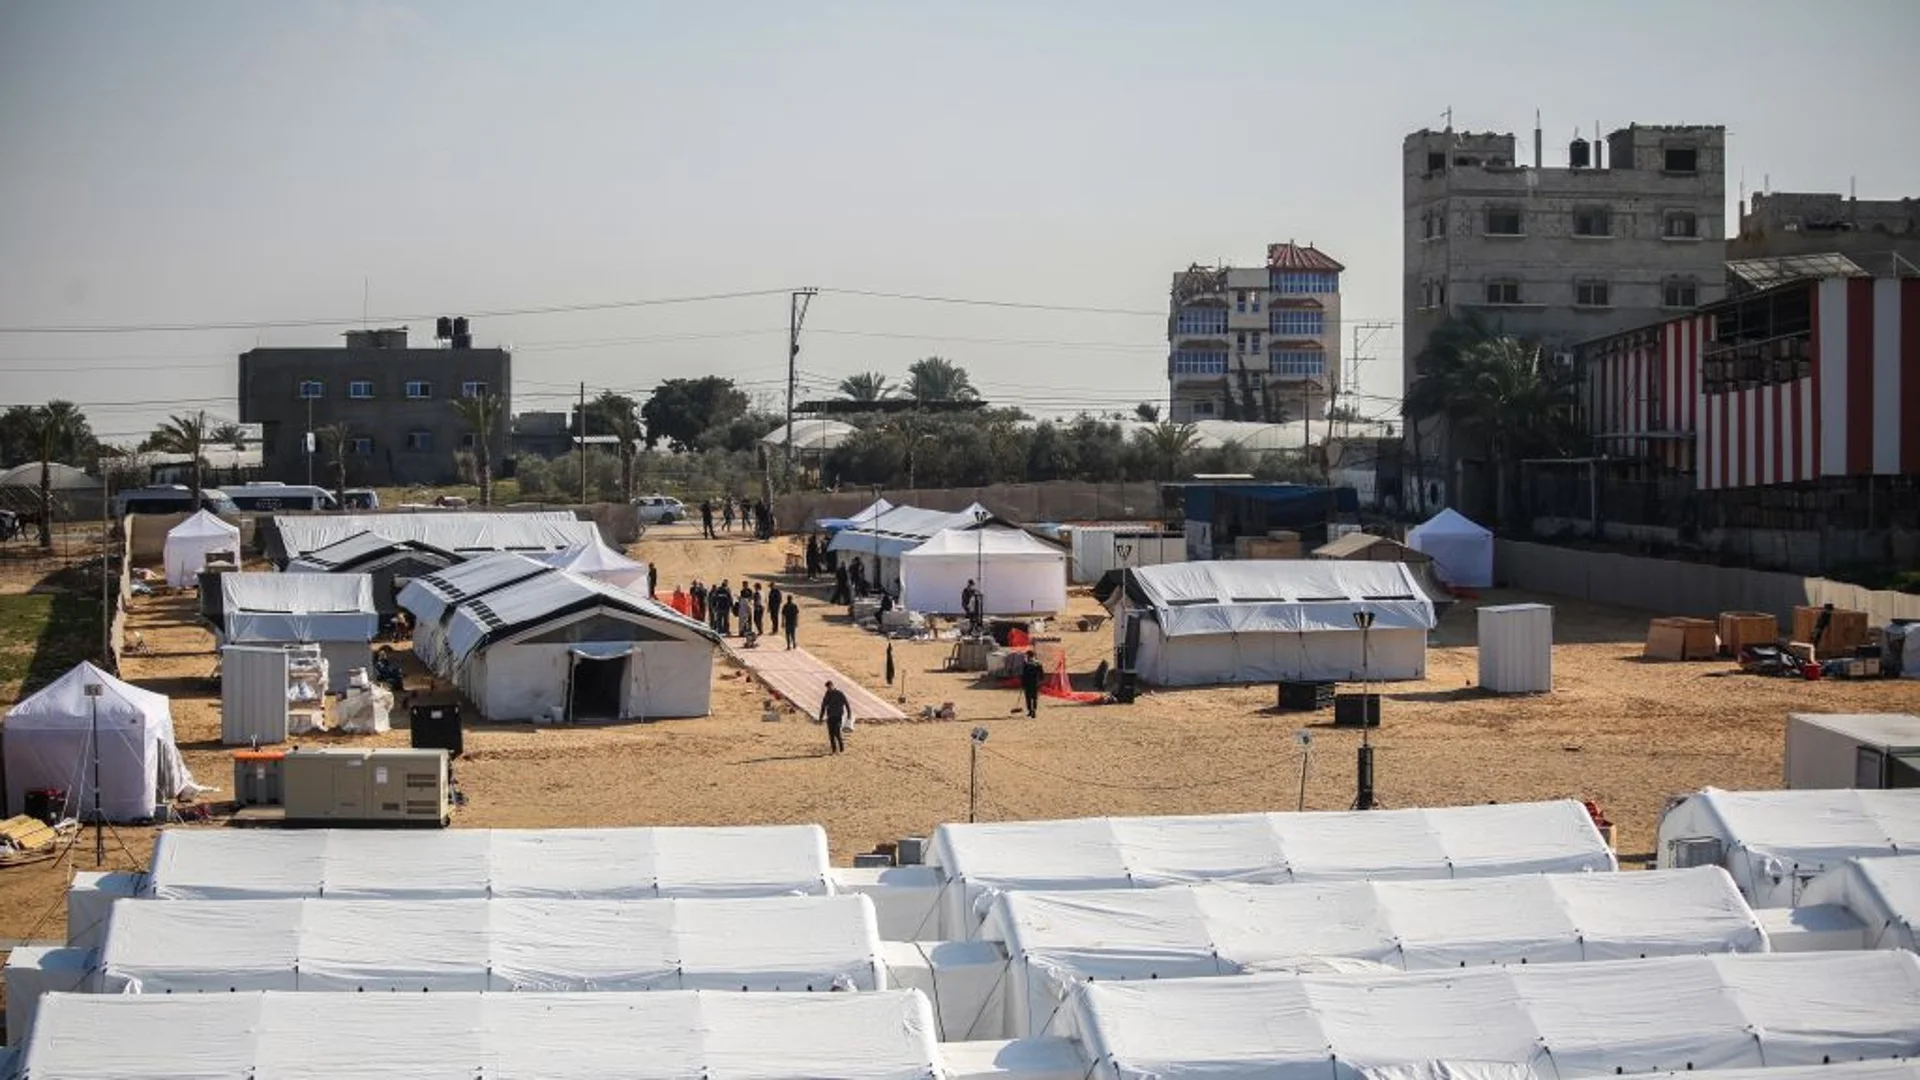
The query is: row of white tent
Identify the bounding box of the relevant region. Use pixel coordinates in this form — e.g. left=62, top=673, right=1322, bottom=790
left=826, top=500, right=1069, bottom=616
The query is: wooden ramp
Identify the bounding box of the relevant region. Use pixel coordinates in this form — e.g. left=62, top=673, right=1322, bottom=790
left=736, top=647, right=906, bottom=721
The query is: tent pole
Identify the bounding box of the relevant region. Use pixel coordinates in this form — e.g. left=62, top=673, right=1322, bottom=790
left=85, top=681, right=104, bottom=865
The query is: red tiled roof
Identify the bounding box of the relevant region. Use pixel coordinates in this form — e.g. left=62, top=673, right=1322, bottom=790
left=1266, top=242, right=1345, bottom=272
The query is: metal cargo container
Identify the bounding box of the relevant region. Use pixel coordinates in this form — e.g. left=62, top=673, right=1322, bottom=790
left=1785, top=714, right=1920, bottom=790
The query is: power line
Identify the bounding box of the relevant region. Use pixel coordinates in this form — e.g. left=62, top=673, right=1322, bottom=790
left=816, top=287, right=1165, bottom=318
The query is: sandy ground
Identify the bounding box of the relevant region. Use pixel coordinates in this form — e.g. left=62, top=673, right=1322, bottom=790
left=1, top=523, right=1917, bottom=945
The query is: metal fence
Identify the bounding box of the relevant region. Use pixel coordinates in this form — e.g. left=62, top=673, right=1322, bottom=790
left=776, top=481, right=1166, bottom=530
left=1496, top=539, right=1920, bottom=625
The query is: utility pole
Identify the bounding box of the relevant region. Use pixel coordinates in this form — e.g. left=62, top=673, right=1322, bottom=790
left=783, top=288, right=818, bottom=482
left=305, top=396, right=314, bottom=487
left=578, top=381, right=587, bottom=504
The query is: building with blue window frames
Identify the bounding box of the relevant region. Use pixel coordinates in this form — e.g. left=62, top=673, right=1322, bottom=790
left=1167, top=243, right=1343, bottom=424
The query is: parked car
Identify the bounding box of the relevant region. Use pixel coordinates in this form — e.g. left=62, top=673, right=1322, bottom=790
left=634, top=495, right=685, bottom=524
left=341, top=488, right=380, bottom=510
left=222, top=483, right=339, bottom=512
left=113, top=485, right=241, bottom=517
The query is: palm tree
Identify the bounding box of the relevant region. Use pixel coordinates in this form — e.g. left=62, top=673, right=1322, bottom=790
left=316, top=423, right=354, bottom=501
left=905, top=356, right=979, bottom=402
left=1446, top=336, right=1572, bottom=526
left=23, top=402, right=83, bottom=549
left=593, top=391, right=645, bottom=500
left=448, top=393, right=501, bottom=505
left=211, top=421, right=246, bottom=450
left=1133, top=402, right=1161, bottom=422
left=837, top=372, right=893, bottom=402
left=1403, top=313, right=1493, bottom=509
left=148, top=411, right=211, bottom=510
left=1142, top=422, right=1202, bottom=481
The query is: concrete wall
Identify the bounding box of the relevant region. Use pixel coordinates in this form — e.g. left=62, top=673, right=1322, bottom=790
left=1529, top=516, right=1920, bottom=578
left=1496, top=539, right=1920, bottom=625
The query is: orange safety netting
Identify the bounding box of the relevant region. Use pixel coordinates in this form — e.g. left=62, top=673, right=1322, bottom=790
left=1000, top=653, right=1106, bottom=703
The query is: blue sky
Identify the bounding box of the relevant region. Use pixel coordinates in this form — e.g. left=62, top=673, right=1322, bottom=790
left=2, top=0, right=1916, bottom=444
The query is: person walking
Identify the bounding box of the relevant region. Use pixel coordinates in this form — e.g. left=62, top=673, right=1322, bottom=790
left=1019, top=650, right=1044, bottom=718
left=819, top=680, right=850, bottom=754
left=960, top=579, right=980, bottom=633
left=751, top=584, right=766, bottom=637
left=767, top=583, right=784, bottom=634
left=804, top=536, right=819, bottom=580
left=647, top=562, right=658, bottom=598
left=736, top=589, right=753, bottom=640
left=699, top=499, right=715, bottom=539
left=712, top=580, right=732, bottom=635
left=782, top=595, right=799, bottom=649
left=830, top=563, right=850, bottom=605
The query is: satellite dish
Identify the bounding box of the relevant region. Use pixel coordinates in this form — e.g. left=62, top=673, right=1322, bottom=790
left=970, top=726, right=990, bottom=744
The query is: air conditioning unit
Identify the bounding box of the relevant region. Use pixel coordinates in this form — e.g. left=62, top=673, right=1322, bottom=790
left=282, top=748, right=451, bottom=827
left=1552, top=351, right=1575, bottom=369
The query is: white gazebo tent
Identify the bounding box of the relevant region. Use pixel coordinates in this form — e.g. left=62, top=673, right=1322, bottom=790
left=1406, top=507, right=1494, bottom=587
left=218, top=573, right=378, bottom=691
left=1797, top=855, right=1920, bottom=953
left=901, top=526, right=1067, bottom=616
left=2, top=662, right=196, bottom=822
left=1109, top=560, right=1436, bottom=686
left=162, top=510, right=240, bottom=586
left=536, top=537, right=650, bottom=596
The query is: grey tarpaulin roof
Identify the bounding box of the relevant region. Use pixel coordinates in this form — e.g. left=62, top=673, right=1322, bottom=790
left=1117, top=560, right=1435, bottom=637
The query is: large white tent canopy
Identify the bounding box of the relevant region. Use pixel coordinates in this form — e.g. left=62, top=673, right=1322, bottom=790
left=92, top=895, right=884, bottom=993
left=534, top=537, right=649, bottom=595
left=140, top=826, right=834, bottom=900
left=1407, top=507, right=1494, bottom=587
left=218, top=573, right=377, bottom=643
left=162, top=509, right=240, bottom=586
left=828, top=502, right=990, bottom=561
left=272, top=512, right=598, bottom=564
left=15, top=990, right=944, bottom=1080
left=983, top=867, right=1765, bottom=1038
left=901, top=526, right=1067, bottom=615
left=3, top=662, right=196, bottom=822
left=1112, top=560, right=1436, bottom=685
left=930, top=801, right=1615, bottom=938
left=1656, top=788, right=1920, bottom=907
left=1070, top=951, right=1920, bottom=1078
left=760, top=418, right=860, bottom=454
left=1797, top=854, right=1920, bottom=952
left=398, top=552, right=556, bottom=669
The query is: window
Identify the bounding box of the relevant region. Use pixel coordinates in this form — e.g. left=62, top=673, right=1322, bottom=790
left=1250, top=295, right=1261, bottom=313
left=461, top=381, right=489, bottom=398
left=1193, top=400, right=1216, bottom=416
left=1170, top=350, right=1229, bottom=374
left=1269, top=350, right=1326, bottom=377
left=405, top=380, right=432, bottom=399
left=1575, top=280, right=1611, bottom=307
left=1485, top=279, right=1522, bottom=305
left=1270, top=271, right=1339, bottom=294
left=1236, top=331, right=1248, bottom=353
left=1235, top=291, right=1247, bottom=313
left=1664, top=146, right=1698, bottom=174
left=348, top=380, right=374, bottom=399
left=1664, top=211, right=1698, bottom=238
left=298, top=380, right=324, bottom=400
left=1572, top=208, right=1611, bottom=237
left=405, top=429, right=433, bottom=452
left=1270, top=309, right=1324, bottom=336
left=1249, top=332, right=1262, bottom=352
left=1663, top=278, right=1699, bottom=309
left=1423, top=209, right=1446, bottom=240
left=1173, top=307, right=1228, bottom=336
left=1426, top=151, right=1446, bottom=172
left=460, top=432, right=479, bottom=451
left=347, top=436, right=373, bottom=456
left=1485, top=207, right=1524, bottom=236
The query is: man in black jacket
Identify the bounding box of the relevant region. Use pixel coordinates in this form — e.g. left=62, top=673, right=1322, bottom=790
left=820, top=680, right=850, bottom=754
left=1019, top=651, right=1044, bottom=718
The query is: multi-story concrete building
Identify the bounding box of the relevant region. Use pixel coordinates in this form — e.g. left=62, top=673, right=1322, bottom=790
left=1167, top=242, right=1343, bottom=424
left=1401, top=122, right=1728, bottom=515
left=1729, top=190, right=1920, bottom=272
left=238, top=327, right=511, bottom=487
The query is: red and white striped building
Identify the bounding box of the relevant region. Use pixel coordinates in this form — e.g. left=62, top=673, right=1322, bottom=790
left=1578, top=274, right=1920, bottom=490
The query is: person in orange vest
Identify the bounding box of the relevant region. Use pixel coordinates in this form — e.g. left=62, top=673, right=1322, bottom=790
left=670, top=586, right=690, bottom=616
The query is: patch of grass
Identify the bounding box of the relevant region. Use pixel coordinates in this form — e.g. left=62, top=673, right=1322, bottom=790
left=0, top=591, right=104, bottom=702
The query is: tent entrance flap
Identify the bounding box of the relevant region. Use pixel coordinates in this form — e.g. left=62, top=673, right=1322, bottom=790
left=567, top=649, right=630, bottom=722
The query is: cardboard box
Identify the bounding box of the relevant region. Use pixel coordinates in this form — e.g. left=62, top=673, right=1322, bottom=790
left=1863, top=657, right=1882, bottom=677
left=1717, top=612, right=1778, bottom=656
left=1645, top=617, right=1718, bottom=661
left=1792, top=606, right=1868, bottom=655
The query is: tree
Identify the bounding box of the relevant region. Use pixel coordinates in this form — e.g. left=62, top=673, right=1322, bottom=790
left=18, top=402, right=88, bottom=549
left=580, top=392, right=644, bottom=500
left=316, top=423, right=354, bottom=500
left=904, top=356, right=979, bottom=402
left=1403, top=313, right=1494, bottom=508
left=1138, top=422, right=1202, bottom=481
left=1133, top=402, right=1161, bottom=422
left=837, top=372, right=893, bottom=402
left=210, top=421, right=246, bottom=450
left=448, top=393, right=502, bottom=505
left=1, top=402, right=96, bottom=470
left=641, top=377, right=749, bottom=451
left=1445, top=336, right=1575, bottom=527
left=147, top=411, right=211, bottom=510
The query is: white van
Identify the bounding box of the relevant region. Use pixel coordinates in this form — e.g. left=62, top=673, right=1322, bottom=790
left=113, top=485, right=241, bottom=518
left=222, top=483, right=340, bottom=512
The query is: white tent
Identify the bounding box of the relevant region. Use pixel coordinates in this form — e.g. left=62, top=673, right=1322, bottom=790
left=3, top=662, right=196, bottom=822
left=1656, top=787, right=1920, bottom=907
left=398, top=552, right=558, bottom=671
left=535, top=537, right=650, bottom=596
left=1407, top=507, right=1494, bottom=587
left=271, top=511, right=598, bottom=564
left=162, top=509, right=240, bottom=586
left=1109, top=560, right=1436, bottom=686
left=901, top=526, right=1067, bottom=616
left=218, top=573, right=377, bottom=691
left=1796, top=855, right=1920, bottom=952
left=140, top=825, right=834, bottom=900
left=929, top=800, right=1616, bottom=939
left=15, top=990, right=944, bottom=1080
left=982, top=867, right=1765, bottom=1039
left=1069, top=951, right=1920, bottom=1077
left=439, top=569, right=720, bottom=721
left=760, top=418, right=860, bottom=455
left=829, top=502, right=990, bottom=590
left=91, top=895, right=885, bottom=993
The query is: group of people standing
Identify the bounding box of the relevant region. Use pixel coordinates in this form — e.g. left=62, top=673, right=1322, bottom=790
left=671, top=578, right=800, bottom=649
left=699, top=495, right=774, bottom=541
